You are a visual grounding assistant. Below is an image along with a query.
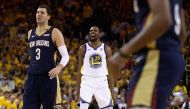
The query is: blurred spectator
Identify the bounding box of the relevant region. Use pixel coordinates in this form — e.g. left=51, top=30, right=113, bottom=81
left=173, top=80, right=188, bottom=101
left=181, top=94, right=190, bottom=109
left=118, top=96, right=127, bottom=109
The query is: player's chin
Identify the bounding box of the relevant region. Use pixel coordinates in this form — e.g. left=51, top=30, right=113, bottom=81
left=36, top=21, right=41, bottom=24
left=89, top=39, right=96, bottom=42
left=36, top=20, right=43, bottom=23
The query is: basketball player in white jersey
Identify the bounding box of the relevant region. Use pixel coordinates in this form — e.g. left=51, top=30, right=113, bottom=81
left=76, top=26, right=114, bottom=109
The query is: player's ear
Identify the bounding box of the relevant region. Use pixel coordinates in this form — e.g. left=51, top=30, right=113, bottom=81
left=48, top=15, right=51, bottom=20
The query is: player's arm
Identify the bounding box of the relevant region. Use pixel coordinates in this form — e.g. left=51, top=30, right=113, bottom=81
left=180, top=9, right=187, bottom=47
left=52, top=28, right=69, bottom=68
left=105, top=45, right=116, bottom=103
left=76, top=45, right=85, bottom=101
left=49, top=28, right=69, bottom=79
left=110, top=0, right=172, bottom=69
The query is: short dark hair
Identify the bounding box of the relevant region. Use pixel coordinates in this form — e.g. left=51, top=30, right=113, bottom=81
left=91, top=26, right=100, bottom=31
left=38, top=5, right=52, bottom=15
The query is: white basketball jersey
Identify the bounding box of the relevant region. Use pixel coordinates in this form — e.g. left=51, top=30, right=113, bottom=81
left=81, top=43, right=108, bottom=77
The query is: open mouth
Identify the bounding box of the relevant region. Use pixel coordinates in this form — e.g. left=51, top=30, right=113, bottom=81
left=90, top=33, right=96, bottom=37
left=37, top=18, right=41, bottom=20
left=90, top=35, right=95, bottom=38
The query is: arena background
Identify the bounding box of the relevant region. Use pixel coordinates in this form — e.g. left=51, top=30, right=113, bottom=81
left=0, top=0, right=190, bottom=108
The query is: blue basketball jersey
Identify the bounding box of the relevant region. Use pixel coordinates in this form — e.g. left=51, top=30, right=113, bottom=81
left=134, top=0, right=183, bottom=53
left=28, top=27, right=57, bottom=74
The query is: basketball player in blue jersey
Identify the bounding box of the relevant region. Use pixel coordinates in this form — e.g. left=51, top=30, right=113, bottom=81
left=23, top=5, right=69, bottom=109
left=76, top=26, right=115, bottom=109
left=109, top=0, right=187, bottom=109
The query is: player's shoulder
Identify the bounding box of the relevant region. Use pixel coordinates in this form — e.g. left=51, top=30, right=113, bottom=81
left=27, top=29, right=33, bottom=40
left=103, top=43, right=111, bottom=50
left=79, top=44, right=86, bottom=50
left=28, top=29, right=33, bottom=35
left=78, top=44, right=86, bottom=55
left=52, top=27, right=60, bottom=31
left=52, top=27, right=62, bottom=34
left=51, top=27, right=64, bottom=39
left=28, top=29, right=32, bottom=33
left=103, top=43, right=112, bottom=55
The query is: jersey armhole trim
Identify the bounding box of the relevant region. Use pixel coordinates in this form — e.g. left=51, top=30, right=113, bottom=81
left=83, top=44, right=87, bottom=58
left=104, top=44, right=107, bottom=58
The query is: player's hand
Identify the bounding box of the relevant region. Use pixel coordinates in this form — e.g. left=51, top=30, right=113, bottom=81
left=48, top=65, right=63, bottom=79
left=109, top=52, right=128, bottom=79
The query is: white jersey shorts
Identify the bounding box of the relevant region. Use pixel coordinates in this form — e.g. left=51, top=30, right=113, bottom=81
left=80, top=75, right=113, bottom=108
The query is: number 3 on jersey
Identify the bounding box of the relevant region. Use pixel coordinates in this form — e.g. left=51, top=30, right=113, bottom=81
left=36, top=48, right=41, bottom=60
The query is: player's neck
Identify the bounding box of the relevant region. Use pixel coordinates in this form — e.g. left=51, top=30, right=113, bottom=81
left=89, top=40, right=101, bottom=48
left=37, top=24, right=50, bottom=32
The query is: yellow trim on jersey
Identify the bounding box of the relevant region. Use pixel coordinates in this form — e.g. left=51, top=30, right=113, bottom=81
left=144, top=12, right=156, bottom=49
left=55, top=76, right=62, bottom=105
left=132, top=50, right=159, bottom=106
left=144, top=12, right=154, bottom=27
left=147, top=41, right=156, bottom=49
